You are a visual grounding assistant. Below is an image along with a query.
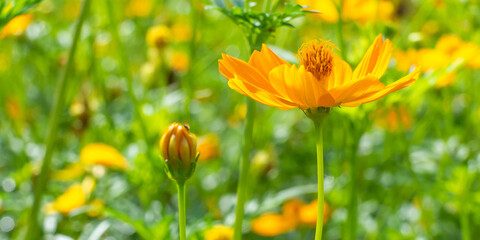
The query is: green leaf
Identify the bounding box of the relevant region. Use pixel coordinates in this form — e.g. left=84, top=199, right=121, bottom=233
left=230, top=0, right=244, bottom=8
left=104, top=207, right=153, bottom=239
left=212, top=0, right=226, bottom=9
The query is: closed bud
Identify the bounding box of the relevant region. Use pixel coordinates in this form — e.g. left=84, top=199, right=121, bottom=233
left=159, top=122, right=199, bottom=182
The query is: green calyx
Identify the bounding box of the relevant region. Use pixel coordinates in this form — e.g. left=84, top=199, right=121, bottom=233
left=162, top=153, right=200, bottom=183
left=304, top=107, right=332, bottom=122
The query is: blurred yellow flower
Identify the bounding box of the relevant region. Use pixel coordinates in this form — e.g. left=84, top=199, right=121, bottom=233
left=0, top=14, right=33, bottom=38
left=435, top=35, right=464, bottom=57
left=205, top=225, right=233, bottom=240
left=395, top=35, right=480, bottom=72
left=282, top=199, right=303, bottom=223
left=61, top=0, right=81, bottom=21
left=82, top=176, right=96, bottom=198
left=373, top=105, right=412, bottom=132
left=343, top=0, right=394, bottom=23
left=197, top=134, right=220, bottom=162
left=52, top=184, right=86, bottom=214
left=468, top=54, right=480, bottom=68
left=80, top=143, right=128, bottom=169
left=219, top=35, right=420, bottom=109
left=393, top=49, right=417, bottom=72
left=171, top=22, right=192, bottom=42
left=297, top=0, right=338, bottom=22
left=146, top=25, right=170, bottom=49
left=435, top=72, right=456, bottom=88
left=417, top=49, right=449, bottom=70
left=251, top=213, right=296, bottom=236
left=251, top=149, right=276, bottom=176
left=87, top=199, right=104, bottom=217
left=170, top=51, right=190, bottom=73
left=125, top=0, right=153, bottom=18
left=52, top=163, right=85, bottom=181
left=298, top=200, right=331, bottom=226
left=297, top=0, right=394, bottom=23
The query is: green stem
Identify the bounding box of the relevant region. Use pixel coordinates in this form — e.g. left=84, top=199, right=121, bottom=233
left=105, top=0, right=151, bottom=152
left=263, top=0, right=272, bottom=12
left=177, top=182, right=187, bottom=240
left=233, top=98, right=256, bottom=240
left=460, top=208, right=470, bottom=240
left=314, top=119, right=325, bottom=240
left=347, top=140, right=359, bottom=240
left=336, top=0, right=347, bottom=60
left=25, top=0, right=91, bottom=239
left=183, top=0, right=198, bottom=122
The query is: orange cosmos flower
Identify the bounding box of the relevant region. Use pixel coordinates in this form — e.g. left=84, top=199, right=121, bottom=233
left=219, top=35, right=420, bottom=110
left=298, top=200, right=332, bottom=226
left=251, top=213, right=297, bottom=236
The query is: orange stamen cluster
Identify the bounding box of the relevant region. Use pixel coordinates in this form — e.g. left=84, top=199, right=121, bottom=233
left=296, top=40, right=336, bottom=80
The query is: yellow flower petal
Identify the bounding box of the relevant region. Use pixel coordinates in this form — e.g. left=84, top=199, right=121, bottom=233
left=269, top=64, right=335, bottom=108
left=80, top=143, right=128, bottom=169
left=352, top=34, right=393, bottom=81
left=52, top=163, right=85, bottom=181
left=327, top=55, right=353, bottom=89
left=52, top=184, right=86, bottom=214
left=330, top=76, right=385, bottom=105
left=220, top=54, right=278, bottom=94
left=248, top=44, right=289, bottom=78
left=342, top=68, right=421, bottom=107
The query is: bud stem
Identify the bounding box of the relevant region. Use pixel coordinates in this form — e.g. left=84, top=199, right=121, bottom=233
left=314, top=118, right=326, bottom=240
left=177, top=182, right=187, bottom=240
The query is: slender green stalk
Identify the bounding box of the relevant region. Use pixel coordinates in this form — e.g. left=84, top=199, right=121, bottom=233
left=25, top=0, right=91, bottom=239
left=263, top=0, right=273, bottom=12
left=347, top=141, right=359, bottom=240
left=336, top=0, right=347, bottom=60
left=105, top=0, right=151, bottom=150
left=314, top=120, right=325, bottom=240
left=233, top=98, right=256, bottom=240
left=177, top=182, right=187, bottom=240
left=460, top=208, right=470, bottom=240
left=183, top=0, right=198, bottom=122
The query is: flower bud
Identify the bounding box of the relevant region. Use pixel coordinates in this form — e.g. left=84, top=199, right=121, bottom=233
left=159, top=122, right=199, bottom=182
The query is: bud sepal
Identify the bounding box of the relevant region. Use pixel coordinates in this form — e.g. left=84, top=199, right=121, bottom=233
left=162, top=152, right=199, bottom=183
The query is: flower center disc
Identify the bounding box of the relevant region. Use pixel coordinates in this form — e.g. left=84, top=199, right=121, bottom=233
left=297, top=40, right=335, bottom=80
